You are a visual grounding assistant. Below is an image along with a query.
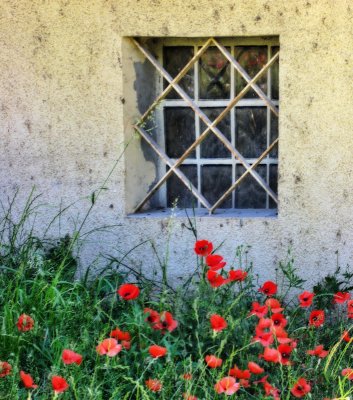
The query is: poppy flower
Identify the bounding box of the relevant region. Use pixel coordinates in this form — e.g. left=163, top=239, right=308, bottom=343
left=342, top=368, right=353, bottom=380
left=229, top=365, right=251, bottom=379
left=347, top=300, right=353, bottom=318
left=16, top=314, right=34, bottom=332
left=307, top=345, right=329, bottom=358
left=333, top=291, right=351, bottom=304
left=249, top=302, right=268, bottom=318
left=210, top=314, right=227, bottom=332
left=298, top=291, right=314, bottom=308
left=20, top=371, right=38, bottom=389
left=271, top=313, right=287, bottom=328
left=258, top=281, right=277, bottom=297
left=51, top=376, right=69, bottom=393
left=206, top=254, right=226, bottom=271
left=278, top=344, right=293, bottom=365
left=272, top=326, right=293, bottom=344
left=205, top=355, right=223, bottom=368
left=309, top=310, right=325, bottom=327
left=0, top=362, right=11, bottom=378
left=110, top=328, right=131, bottom=341
left=229, top=269, right=248, bottom=282
left=342, top=330, right=352, bottom=342
left=149, top=345, right=167, bottom=358
left=144, top=308, right=160, bottom=326
left=260, top=347, right=281, bottom=363
left=145, top=378, right=162, bottom=392
left=121, top=340, right=131, bottom=350
left=117, top=283, right=140, bottom=300
left=62, top=349, right=83, bottom=365
left=253, top=331, right=274, bottom=347
left=263, top=380, right=281, bottom=400
left=265, top=298, right=283, bottom=313
left=182, top=373, right=192, bottom=380
left=194, top=240, right=213, bottom=257
left=154, top=311, right=178, bottom=333
left=207, top=270, right=228, bottom=288
left=214, top=376, right=240, bottom=395
left=96, top=338, right=122, bottom=357
left=290, top=377, right=311, bottom=398
left=248, top=361, right=264, bottom=374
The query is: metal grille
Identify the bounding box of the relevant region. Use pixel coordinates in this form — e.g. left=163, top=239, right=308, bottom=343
left=132, top=37, right=279, bottom=214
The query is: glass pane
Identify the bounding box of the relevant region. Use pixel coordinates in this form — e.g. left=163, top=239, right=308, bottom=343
left=167, top=165, right=197, bottom=208
left=163, top=46, right=194, bottom=99
left=271, top=46, right=279, bottom=100
left=165, top=108, right=195, bottom=158
left=200, top=108, right=231, bottom=158
left=201, top=166, right=232, bottom=208
left=235, top=46, right=268, bottom=98
left=269, top=164, right=278, bottom=209
left=235, top=165, right=267, bottom=208
left=270, top=112, right=279, bottom=158
left=236, top=107, right=267, bottom=158
left=199, top=47, right=230, bottom=99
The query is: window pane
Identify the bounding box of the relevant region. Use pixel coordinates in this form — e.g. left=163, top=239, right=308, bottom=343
left=270, top=111, right=279, bottom=158
left=201, top=166, right=232, bottom=208
left=199, top=47, right=230, bottom=99
left=200, top=108, right=231, bottom=158
left=269, top=164, right=278, bottom=209
left=236, top=107, right=267, bottom=158
left=235, top=46, right=268, bottom=98
left=271, top=46, right=279, bottom=100
left=167, top=165, right=197, bottom=208
left=165, top=108, right=195, bottom=158
left=163, top=46, right=194, bottom=99
left=235, top=165, right=267, bottom=208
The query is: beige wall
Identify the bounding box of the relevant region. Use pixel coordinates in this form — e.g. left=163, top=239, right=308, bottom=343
left=0, top=0, right=352, bottom=286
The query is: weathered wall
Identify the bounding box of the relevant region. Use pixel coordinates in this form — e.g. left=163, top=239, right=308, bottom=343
left=0, top=0, right=352, bottom=286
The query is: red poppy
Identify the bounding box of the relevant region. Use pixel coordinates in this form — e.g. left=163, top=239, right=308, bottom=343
left=214, top=376, right=240, bottom=395
left=248, top=361, right=264, bottom=374
left=207, top=270, right=228, bottom=288
left=62, top=349, right=83, bottom=365
left=110, top=328, right=131, bottom=341
left=253, top=331, right=274, bottom=347
left=121, top=340, right=131, bottom=350
left=263, top=380, right=281, bottom=399
left=51, top=376, right=69, bottom=393
left=290, top=377, right=311, bottom=398
left=205, top=355, right=223, bottom=368
left=194, top=240, right=213, bottom=257
left=20, top=371, right=38, bottom=389
left=206, top=254, right=226, bottom=271
left=342, top=368, right=353, bottom=380
left=342, top=330, right=352, bottom=342
left=182, top=373, right=192, bottom=380
left=117, top=283, right=140, bottom=300
left=258, top=281, right=277, bottom=297
left=278, top=344, right=293, bottom=365
left=229, top=269, right=248, bottom=282
left=347, top=300, right=353, bottom=318
left=154, top=311, right=178, bottom=333
left=249, top=302, right=268, bottom=318
left=265, top=298, right=283, bottom=313
left=144, top=308, right=160, bottom=326
left=16, top=314, right=34, bottom=332
left=96, top=338, right=122, bottom=357
left=149, top=345, right=167, bottom=358
left=0, top=362, right=11, bottom=378
left=309, top=310, right=325, bottom=327
left=307, top=345, right=329, bottom=358
left=272, top=326, right=292, bottom=344
left=260, top=347, right=281, bottom=363
left=298, top=291, right=314, bottom=308
left=210, top=314, right=227, bottom=332
left=229, top=365, right=251, bottom=379
left=271, top=313, right=287, bottom=328
left=239, top=379, right=250, bottom=388
left=145, top=378, right=162, bottom=392
left=334, top=291, right=351, bottom=304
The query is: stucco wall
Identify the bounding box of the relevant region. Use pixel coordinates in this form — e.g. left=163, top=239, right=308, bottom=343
left=0, top=0, right=352, bottom=286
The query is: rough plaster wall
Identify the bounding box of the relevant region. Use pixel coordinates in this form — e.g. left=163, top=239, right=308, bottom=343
left=0, top=0, right=352, bottom=287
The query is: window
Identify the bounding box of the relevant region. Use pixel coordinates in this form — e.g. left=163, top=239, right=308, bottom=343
left=132, top=37, right=279, bottom=215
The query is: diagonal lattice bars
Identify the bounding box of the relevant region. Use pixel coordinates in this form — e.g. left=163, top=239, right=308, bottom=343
left=132, top=37, right=279, bottom=213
